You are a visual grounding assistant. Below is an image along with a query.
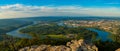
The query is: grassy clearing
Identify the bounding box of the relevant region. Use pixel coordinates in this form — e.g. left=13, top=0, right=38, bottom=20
left=46, top=34, right=66, bottom=39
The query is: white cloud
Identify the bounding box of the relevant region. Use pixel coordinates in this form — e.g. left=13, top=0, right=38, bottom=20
left=0, top=4, right=120, bottom=19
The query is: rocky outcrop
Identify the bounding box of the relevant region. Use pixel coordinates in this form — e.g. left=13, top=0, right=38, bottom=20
left=116, top=48, right=120, bottom=51
left=19, top=39, right=98, bottom=51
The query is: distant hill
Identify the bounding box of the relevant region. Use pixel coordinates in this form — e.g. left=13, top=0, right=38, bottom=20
left=15, top=16, right=120, bottom=22
left=0, top=19, right=32, bottom=34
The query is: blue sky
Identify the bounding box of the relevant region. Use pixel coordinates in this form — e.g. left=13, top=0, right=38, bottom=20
left=0, top=0, right=120, bottom=7
left=0, top=0, right=120, bottom=19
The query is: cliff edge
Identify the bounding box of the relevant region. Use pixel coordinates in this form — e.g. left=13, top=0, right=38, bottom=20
left=19, top=39, right=98, bottom=51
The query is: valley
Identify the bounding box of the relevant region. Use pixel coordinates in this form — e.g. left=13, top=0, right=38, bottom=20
left=0, top=17, right=120, bottom=51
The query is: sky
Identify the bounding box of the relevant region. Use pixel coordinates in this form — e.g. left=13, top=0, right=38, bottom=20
left=0, top=0, right=120, bottom=19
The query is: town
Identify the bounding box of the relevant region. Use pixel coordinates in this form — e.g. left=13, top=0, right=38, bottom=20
left=63, top=20, right=120, bottom=34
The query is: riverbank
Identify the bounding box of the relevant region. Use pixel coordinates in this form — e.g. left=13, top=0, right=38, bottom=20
left=87, top=28, right=112, bottom=41
left=6, top=23, right=34, bottom=39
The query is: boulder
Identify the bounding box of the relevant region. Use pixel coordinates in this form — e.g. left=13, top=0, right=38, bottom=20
left=19, top=39, right=98, bottom=51
left=116, top=48, right=120, bottom=51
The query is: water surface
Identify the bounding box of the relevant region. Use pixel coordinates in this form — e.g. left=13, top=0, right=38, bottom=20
left=88, top=28, right=112, bottom=41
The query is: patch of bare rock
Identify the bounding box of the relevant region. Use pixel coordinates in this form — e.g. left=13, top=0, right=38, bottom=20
left=19, top=39, right=98, bottom=51
left=116, top=48, right=120, bottom=51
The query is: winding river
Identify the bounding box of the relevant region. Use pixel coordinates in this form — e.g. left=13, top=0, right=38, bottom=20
left=88, top=28, right=112, bottom=41
left=6, top=22, right=37, bottom=39
left=7, top=25, right=32, bottom=39
left=7, top=22, right=112, bottom=41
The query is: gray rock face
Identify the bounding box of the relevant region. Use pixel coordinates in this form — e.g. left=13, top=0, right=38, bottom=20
left=19, top=39, right=98, bottom=51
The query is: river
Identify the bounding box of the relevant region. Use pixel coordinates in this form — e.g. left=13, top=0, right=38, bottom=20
left=6, top=22, right=112, bottom=41
left=6, top=22, right=37, bottom=39
left=88, top=28, right=112, bottom=41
